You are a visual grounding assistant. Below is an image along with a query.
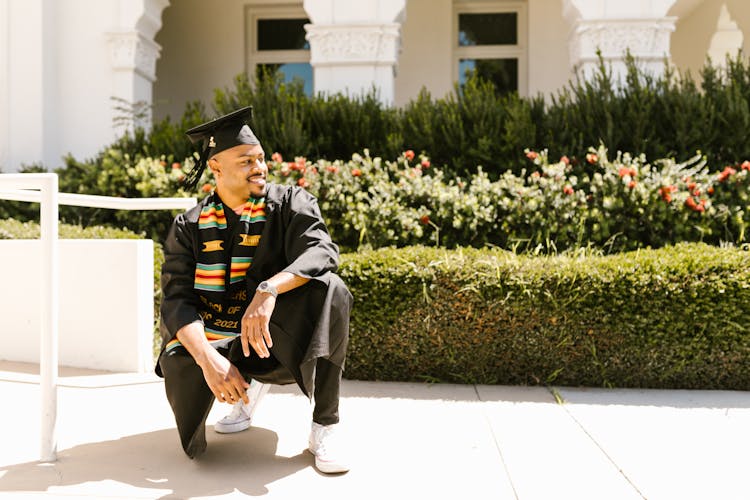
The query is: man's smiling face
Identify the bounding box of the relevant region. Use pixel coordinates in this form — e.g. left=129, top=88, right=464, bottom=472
left=209, top=143, right=268, bottom=200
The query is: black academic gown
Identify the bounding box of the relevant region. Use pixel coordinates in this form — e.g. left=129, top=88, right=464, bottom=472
left=156, top=184, right=352, bottom=398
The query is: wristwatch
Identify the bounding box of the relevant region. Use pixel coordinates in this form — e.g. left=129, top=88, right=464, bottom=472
left=256, top=280, right=278, bottom=298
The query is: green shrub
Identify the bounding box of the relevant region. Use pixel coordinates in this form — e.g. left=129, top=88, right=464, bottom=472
left=54, top=150, right=198, bottom=241
left=339, top=243, right=750, bottom=389
left=146, top=52, right=750, bottom=179
left=14, top=52, right=750, bottom=185
left=267, top=146, right=750, bottom=252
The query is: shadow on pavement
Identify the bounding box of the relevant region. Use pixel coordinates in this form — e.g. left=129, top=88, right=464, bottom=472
left=0, top=427, right=311, bottom=498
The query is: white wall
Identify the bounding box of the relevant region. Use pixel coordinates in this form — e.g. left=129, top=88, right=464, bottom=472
left=4, top=0, right=55, bottom=170
left=1, top=0, right=166, bottom=172
left=0, top=0, right=10, bottom=172
left=528, top=0, right=571, bottom=98
left=153, top=0, right=248, bottom=121
left=395, top=0, right=571, bottom=104
left=671, top=0, right=750, bottom=79
left=395, top=0, right=454, bottom=104
left=56, top=0, right=121, bottom=165
left=0, top=239, right=155, bottom=373
left=155, top=0, right=573, bottom=116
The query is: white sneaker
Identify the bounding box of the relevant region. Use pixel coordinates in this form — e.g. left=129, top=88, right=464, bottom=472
left=308, top=422, right=350, bottom=473
left=214, top=379, right=270, bottom=434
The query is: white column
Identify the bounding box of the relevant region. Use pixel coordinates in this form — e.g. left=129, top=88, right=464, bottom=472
left=303, top=0, right=406, bottom=105
left=563, top=0, right=679, bottom=80
left=3, top=0, right=58, bottom=171
left=106, top=0, right=169, bottom=133
left=0, top=0, right=9, bottom=171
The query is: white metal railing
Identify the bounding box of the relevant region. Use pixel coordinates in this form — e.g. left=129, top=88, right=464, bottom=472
left=0, top=173, right=197, bottom=462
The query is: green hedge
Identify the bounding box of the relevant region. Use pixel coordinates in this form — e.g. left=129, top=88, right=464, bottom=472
left=339, top=243, right=750, bottom=389
left=4, top=217, right=748, bottom=389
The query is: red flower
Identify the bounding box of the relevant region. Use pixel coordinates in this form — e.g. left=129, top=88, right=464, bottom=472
left=563, top=185, right=574, bottom=195
left=718, top=166, right=737, bottom=182
left=326, top=165, right=339, bottom=174
left=172, top=162, right=181, bottom=170
left=404, top=150, right=415, bottom=161
left=586, top=153, right=598, bottom=164
left=271, top=152, right=283, bottom=163
left=618, top=167, right=630, bottom=177
left=297, top=178, right=309, bottom=188
left=419, top=215, right=430, bottom=225
left=685, top=197, right=705, bottom=212
left=659, top=185, right=675, bottom=203
left=421, top=159, right=431, bottom=169
left=526, top=151, right=538, bottom=161
left=742, top=160, right=750, bottom=171
left=201, top=183, right=212, bottom=193
left=708, top=186, right=715, bottom=195
left=352, top=168, right=362, bottom=177
left=560, top=155, right=570, bottom=165
left=628, top=180, right=636, bottom=189
left=687, top=182, right=696, bottom=191
left=692, top=189, right=701, bottom=196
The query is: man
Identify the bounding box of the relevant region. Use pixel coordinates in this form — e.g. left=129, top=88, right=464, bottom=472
left=156, top=106, right=352, bottom=474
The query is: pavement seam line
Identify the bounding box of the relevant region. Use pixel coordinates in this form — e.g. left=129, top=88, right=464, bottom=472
left=473, top=384, right=520, bottom=500
left=549, top=387, right=647, bottom=500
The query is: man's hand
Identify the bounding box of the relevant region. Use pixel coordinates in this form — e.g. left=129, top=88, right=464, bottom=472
left=198, top=348, right=250, bottom=404
left=241, top=292, right=276, bottom=358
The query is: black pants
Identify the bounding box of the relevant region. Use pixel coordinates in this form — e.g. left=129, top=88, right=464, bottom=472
left=159, top=340, right=342, bottom=458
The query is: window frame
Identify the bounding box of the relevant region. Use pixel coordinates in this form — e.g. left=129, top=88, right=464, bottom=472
left=452, top=0, right=528, bottom=95
left=244, top=4, right=312, bottom=88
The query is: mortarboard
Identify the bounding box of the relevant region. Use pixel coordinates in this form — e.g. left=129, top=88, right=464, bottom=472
left=184, top=106, right=260, bottom=188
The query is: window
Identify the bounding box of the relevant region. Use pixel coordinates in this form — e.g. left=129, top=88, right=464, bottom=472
left=454, top=2, right=527, bottom=95
left=246, top=5, right=313, bottom=95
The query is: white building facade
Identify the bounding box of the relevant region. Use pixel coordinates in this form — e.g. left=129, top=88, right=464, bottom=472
left=1, top=0, right=748, bottom=172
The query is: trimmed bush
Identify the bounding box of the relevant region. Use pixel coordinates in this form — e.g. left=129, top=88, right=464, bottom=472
left=339, top=243, right=750, bottom=389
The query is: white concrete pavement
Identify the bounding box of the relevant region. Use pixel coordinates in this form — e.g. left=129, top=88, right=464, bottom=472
left=0, top=361, right=748, bottom=500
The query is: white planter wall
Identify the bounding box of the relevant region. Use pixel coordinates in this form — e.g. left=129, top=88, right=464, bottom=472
left=0, top=239, right=155, bottom=373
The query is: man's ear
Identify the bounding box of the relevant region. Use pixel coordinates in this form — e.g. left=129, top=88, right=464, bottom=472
left=207, top=157, right=220, bottom=176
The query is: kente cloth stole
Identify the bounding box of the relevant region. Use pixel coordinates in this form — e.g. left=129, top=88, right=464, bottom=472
left=166, top=195, right=266, bottom=351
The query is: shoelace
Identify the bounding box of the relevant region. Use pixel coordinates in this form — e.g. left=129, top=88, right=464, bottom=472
left=222, top=401, right=249, bottom=422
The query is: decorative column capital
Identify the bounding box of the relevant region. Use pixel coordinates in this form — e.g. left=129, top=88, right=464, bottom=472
left=305, top=23, right=401, bottom=67
left=562, top=0, right=679, bottom=78
left=106, top=31, right=162, bottom=83
left=570, top=18, right=677, bottom=66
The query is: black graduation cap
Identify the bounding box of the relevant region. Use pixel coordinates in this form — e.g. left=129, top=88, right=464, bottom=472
left=183, top=106, right=260, bottom=188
